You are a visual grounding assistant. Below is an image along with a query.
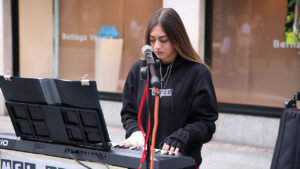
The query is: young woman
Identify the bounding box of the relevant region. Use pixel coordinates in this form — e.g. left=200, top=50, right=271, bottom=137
left=120, top=8, right=218, bottom=169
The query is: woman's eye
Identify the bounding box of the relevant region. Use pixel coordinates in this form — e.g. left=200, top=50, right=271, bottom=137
left=160, top=39, right=168, bottom=43
left=149, top=39, right=156, bottom=43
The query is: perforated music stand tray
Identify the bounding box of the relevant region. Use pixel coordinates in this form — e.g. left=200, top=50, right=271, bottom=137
left=0, top=75, right=111, bottom=151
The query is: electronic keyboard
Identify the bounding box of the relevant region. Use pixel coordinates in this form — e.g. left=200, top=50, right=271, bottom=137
left=0, top=133, right=195, bottom=169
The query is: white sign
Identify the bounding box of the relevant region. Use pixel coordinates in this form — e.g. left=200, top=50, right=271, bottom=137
left=61, top=33, right=96, bottom=42
left=273, top=40, right=300, bottom=49
left=0, top=150, right=108, bottom=169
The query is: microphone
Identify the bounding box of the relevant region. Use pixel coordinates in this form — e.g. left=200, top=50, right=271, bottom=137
left=142, top=45, right=159, bottom=88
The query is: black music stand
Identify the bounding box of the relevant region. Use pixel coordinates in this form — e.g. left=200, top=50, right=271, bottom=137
left=0, top=75, right=111, bottom=151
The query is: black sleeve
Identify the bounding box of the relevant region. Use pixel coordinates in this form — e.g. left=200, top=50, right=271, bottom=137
left=120, top=63, right=140, bottom=138
left=184, top=70, right=218, bottom=144
left=163, top=70, right=218, bottom=151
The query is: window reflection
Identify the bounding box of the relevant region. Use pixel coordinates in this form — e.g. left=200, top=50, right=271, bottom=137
left=57, top=0, right=161, bottom=93
left=212, top=0, right=300, bottom=107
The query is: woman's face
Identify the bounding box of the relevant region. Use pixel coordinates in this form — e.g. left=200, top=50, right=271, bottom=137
left=149, top=24, right=177, bottom=64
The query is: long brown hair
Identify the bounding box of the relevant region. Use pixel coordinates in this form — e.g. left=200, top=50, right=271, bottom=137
left=145, top=8, right=209, bottom=70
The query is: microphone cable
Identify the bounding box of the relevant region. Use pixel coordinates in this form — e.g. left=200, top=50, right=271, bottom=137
left=69, top=153, right=92, bottom=169
left=137, top=80, right=152, bottom=169
left=68, top=152, right=110, bottom=169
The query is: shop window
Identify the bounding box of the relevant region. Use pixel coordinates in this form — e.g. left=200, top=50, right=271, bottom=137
left=212, top=0, right=300, bottom=107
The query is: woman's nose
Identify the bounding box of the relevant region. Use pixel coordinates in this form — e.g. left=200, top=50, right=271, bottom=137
left=154, top=41, right=161, bottom=50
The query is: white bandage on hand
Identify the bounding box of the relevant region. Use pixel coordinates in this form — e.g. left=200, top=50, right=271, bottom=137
left=126, top=131, right=145, bottom=147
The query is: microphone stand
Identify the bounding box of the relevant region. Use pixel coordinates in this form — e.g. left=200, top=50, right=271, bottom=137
left=140, top=59, right=160, bottom=169
left=146, top=70, right=151, bottom=169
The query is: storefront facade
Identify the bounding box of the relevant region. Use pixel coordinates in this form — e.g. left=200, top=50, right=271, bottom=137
left=1, top=0, right=299, bottom=114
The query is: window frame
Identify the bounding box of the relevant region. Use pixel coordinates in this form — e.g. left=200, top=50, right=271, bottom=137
left=11, top=0, right=284, bottom=118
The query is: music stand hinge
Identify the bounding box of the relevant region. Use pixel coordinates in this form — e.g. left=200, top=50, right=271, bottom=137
left=4, top=74, right=12, bottom=81
left=81, top=79, right=90, bottom=86
left=81, top=74, right=90, bottom=86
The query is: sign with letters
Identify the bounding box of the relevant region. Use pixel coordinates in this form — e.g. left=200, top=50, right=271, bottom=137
left=0, top=140, right=8, bottom=147
left=151, top=88, right=173, bottom=97
left=0, top=150, right=109, bottom=169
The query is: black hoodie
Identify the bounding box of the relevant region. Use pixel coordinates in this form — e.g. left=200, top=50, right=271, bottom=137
left=121, top=56, right=218, bottom=168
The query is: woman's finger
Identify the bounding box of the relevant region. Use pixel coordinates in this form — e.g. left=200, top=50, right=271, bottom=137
left=169, top=146, right=175, bottom=154
left=175, top=147, right=180, bottom=154
left=163, top=144, right=170, bottom=152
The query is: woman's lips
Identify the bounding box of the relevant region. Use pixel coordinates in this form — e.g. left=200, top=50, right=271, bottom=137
left=155, top=51, right=163, bottom=56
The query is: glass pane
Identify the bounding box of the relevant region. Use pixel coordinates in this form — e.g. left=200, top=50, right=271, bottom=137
left=212, top=0, right=300, bottom=107
left=58, top=0, right=161, bottom=92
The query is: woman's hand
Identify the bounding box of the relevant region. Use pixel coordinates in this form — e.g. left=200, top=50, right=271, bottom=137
left=162, top=143, right=180, bottom=154
left=161, top=128, right=190, bottom=154
left=120, top=131, right=145, bottom=147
